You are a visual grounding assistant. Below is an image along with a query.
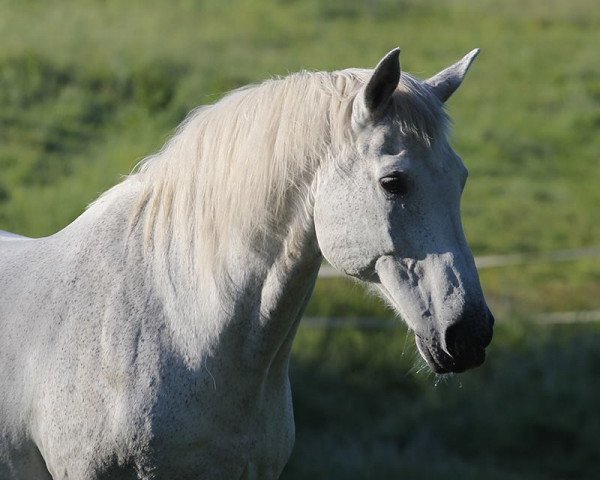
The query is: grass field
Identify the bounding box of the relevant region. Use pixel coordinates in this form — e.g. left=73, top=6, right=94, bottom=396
left=1, top=0, right=599, bottom=478
left=287, top=321, right=600, bottom=479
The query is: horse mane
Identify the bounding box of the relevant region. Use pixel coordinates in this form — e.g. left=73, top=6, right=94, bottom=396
left=99, top=67, right=447, bottom=274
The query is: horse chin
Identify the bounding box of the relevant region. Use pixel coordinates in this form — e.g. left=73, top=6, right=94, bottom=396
left=414, top=334, right=485, bottom=374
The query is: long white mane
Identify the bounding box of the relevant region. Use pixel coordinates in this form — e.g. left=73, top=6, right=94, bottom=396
left=106, top=68, right=447, bottom=274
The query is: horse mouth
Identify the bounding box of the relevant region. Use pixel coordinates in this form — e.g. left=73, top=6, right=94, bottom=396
left=415, top=334, right=486, bottom=374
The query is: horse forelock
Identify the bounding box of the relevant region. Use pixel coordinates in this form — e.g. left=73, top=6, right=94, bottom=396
left=392, top=73, right=450, bottom=146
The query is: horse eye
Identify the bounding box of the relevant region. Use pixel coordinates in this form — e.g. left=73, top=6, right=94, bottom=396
left=379, top=173, right=409, bottom=196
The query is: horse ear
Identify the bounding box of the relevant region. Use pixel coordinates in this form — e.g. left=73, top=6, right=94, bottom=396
left=425, top=49, right=480, bottom=103
left=354, top=48, right=401, bottom=124
left=364, top=48, right=401, bottom=112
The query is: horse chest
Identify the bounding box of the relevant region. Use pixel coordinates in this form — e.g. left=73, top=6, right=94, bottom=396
left=127, top=366, right=296, bottom=480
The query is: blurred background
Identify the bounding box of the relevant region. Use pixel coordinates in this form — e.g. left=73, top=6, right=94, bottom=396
left=1, top=0, right=599, bottom=478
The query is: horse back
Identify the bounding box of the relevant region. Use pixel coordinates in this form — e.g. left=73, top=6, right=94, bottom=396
left=0, top=230, right=31, bottom=240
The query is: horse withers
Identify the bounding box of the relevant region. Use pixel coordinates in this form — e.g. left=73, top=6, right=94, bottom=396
left=0, top=49, right=493, bottom=479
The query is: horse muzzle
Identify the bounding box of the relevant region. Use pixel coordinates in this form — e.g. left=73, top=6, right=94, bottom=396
left=416, top=307, right=495, bottom=374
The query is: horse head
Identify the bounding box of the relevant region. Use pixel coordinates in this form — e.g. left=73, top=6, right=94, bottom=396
left=314, top=49, right=494, bottom=373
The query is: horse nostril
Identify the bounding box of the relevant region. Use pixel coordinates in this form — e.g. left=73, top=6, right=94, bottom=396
left=444, top=321, right=469, bottom=358
left=444, top=313, right=493, bottom=359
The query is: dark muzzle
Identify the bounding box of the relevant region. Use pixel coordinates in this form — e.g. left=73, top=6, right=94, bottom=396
left=417, top=307, right=495, bottom=374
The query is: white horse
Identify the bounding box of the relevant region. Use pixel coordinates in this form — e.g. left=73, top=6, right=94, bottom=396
left=0, top=48, right=494, bottom=479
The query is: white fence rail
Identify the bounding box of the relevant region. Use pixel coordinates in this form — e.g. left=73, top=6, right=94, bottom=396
left=302, top=310, right=600, bottom=329
left=311, top=246, right=600, bottom=327
left=318, top=246, right=600, bottom=279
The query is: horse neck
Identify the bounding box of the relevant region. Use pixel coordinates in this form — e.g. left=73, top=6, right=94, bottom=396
left=146, top=186, right=323, bottom=372
left=237, top=215, right=322, bottom=370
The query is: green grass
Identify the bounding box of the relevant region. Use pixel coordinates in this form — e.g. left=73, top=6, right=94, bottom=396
left=1, top=0, right=597, bottom=313
left=285, top=320, right=600, bottom=480
left=0, top=0, right=598, bottom=250
left=1, top=1, right=599, bottom=478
